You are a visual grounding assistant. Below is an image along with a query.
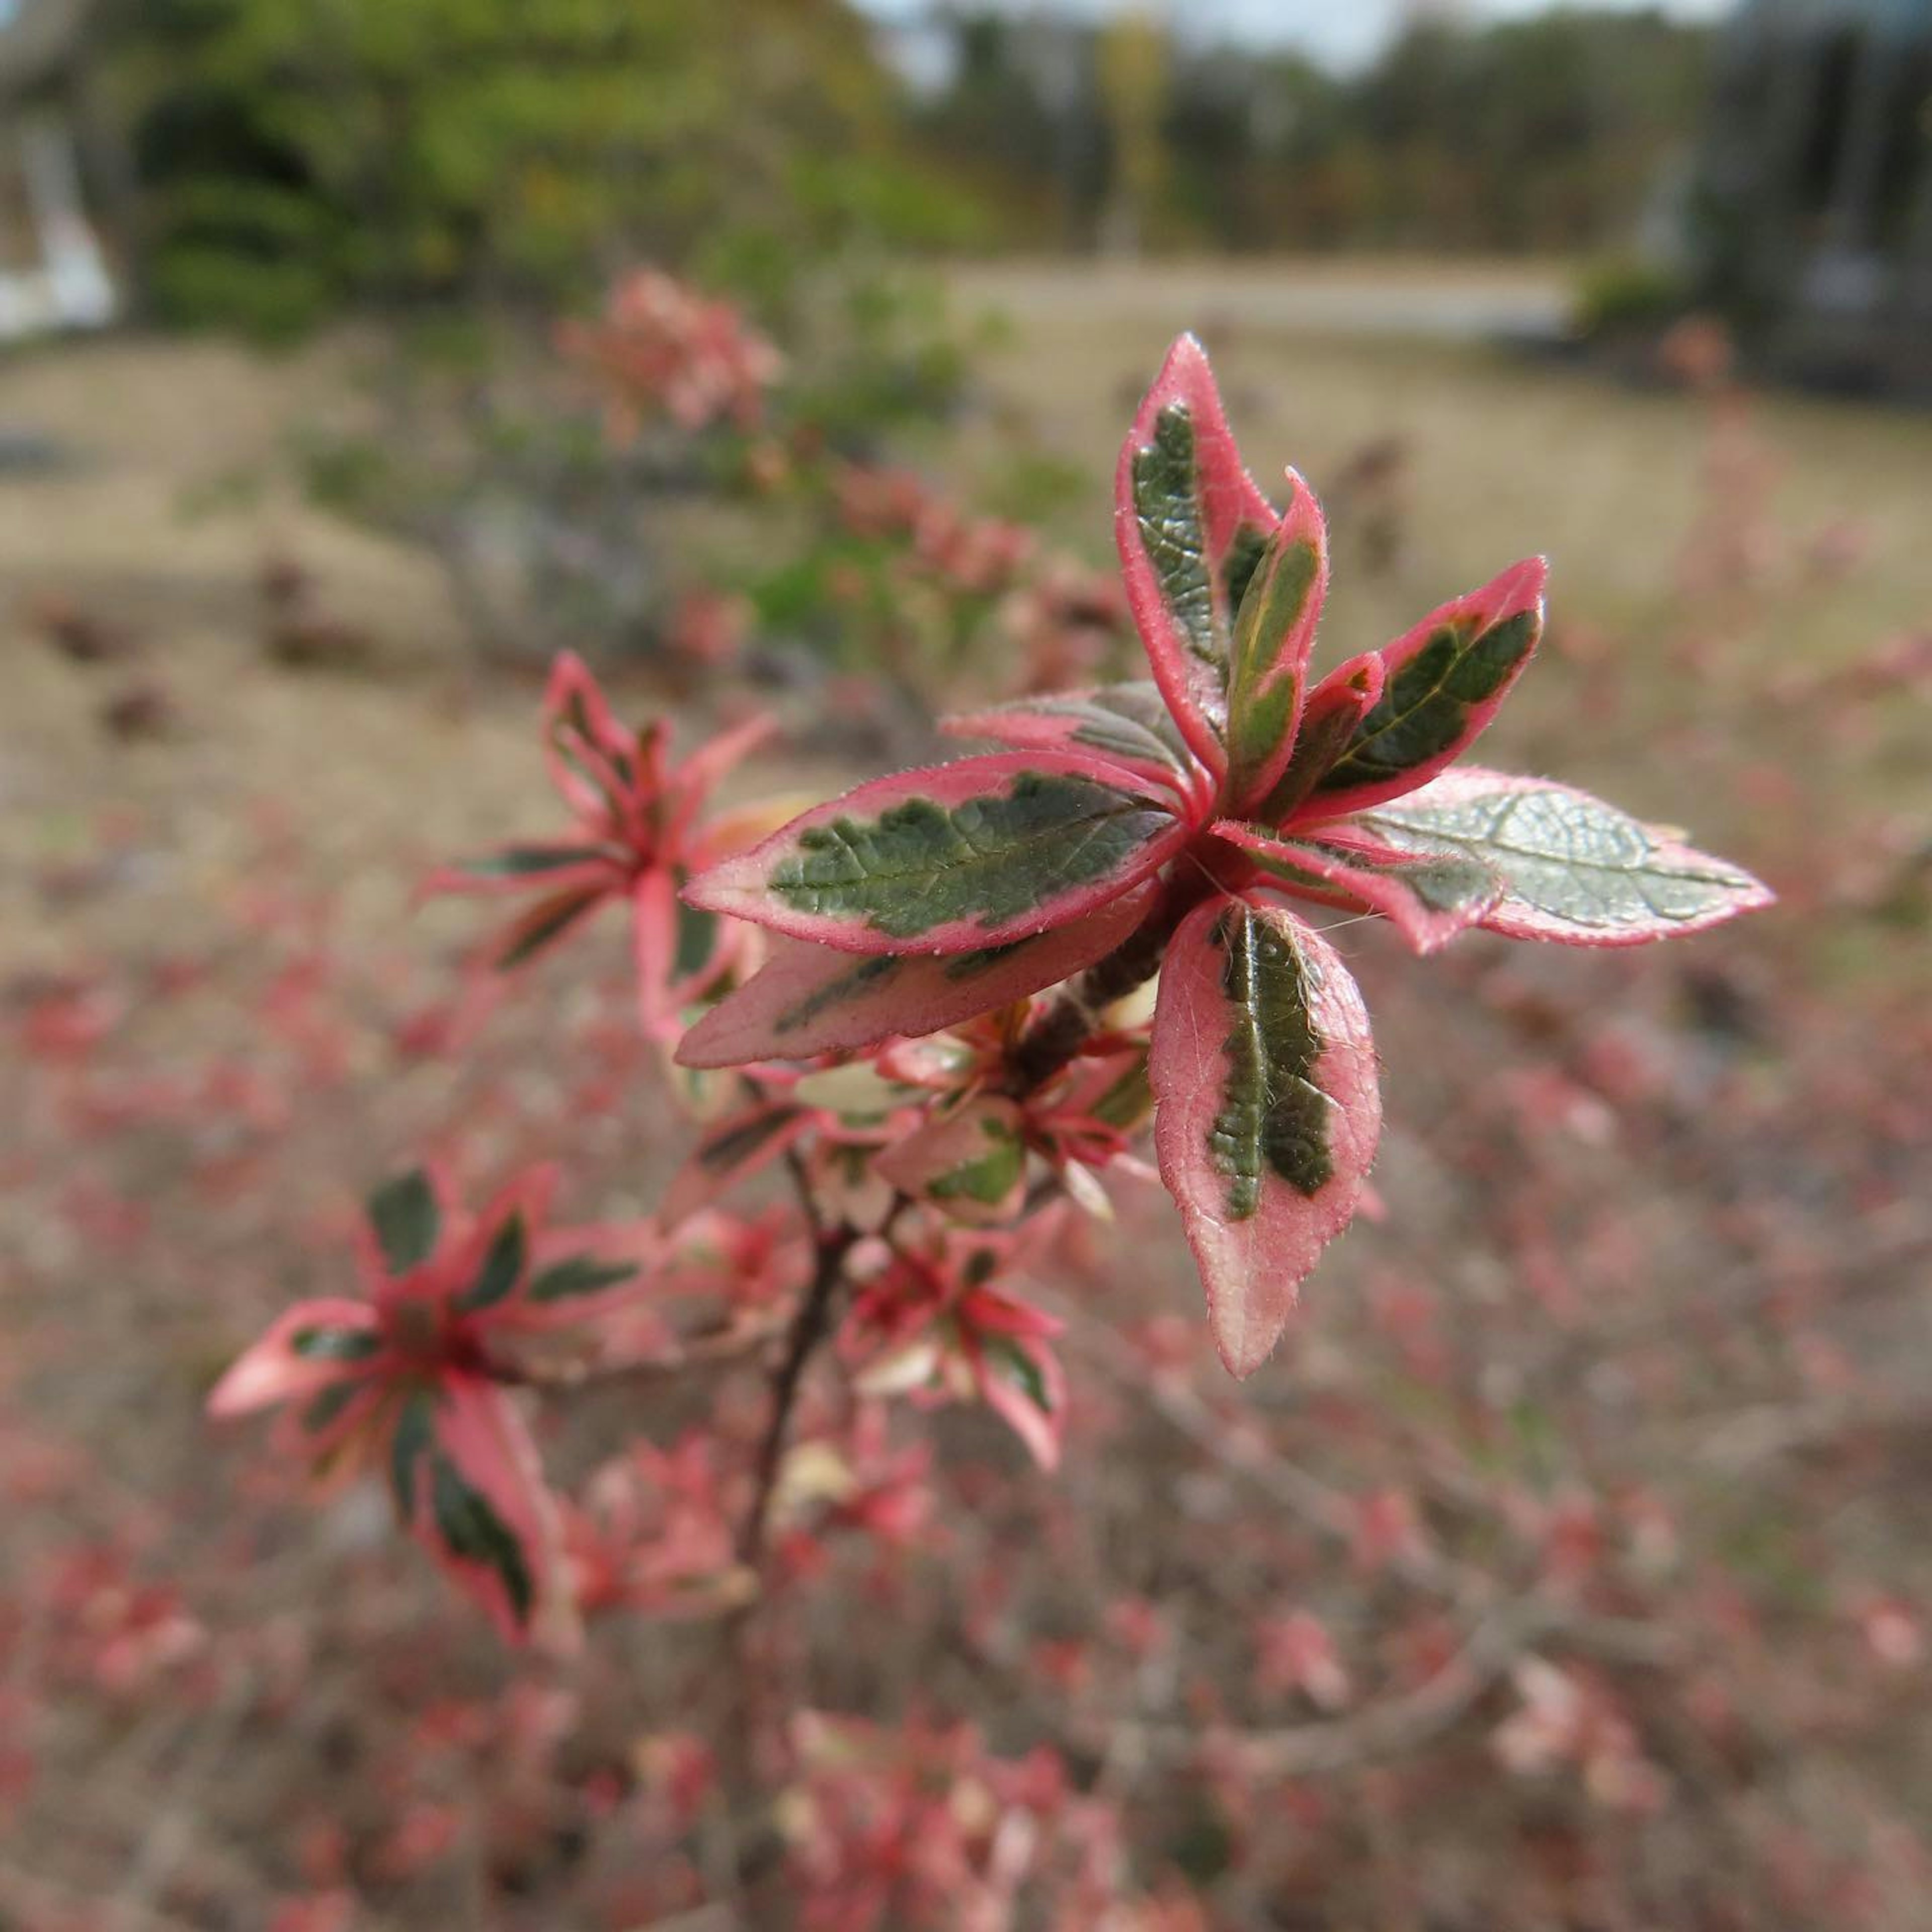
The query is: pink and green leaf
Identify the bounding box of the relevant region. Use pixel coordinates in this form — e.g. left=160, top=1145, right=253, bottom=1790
left=674, top=880, right=1158, bottom=1069
left=660, top=1100, right=812, bottom=1228
left=365, top=1168, right=444, bottom=1278
left=1250, top=649, right=1388, bottom=827
left=681, top=752, right=1185, bottom=955
left=1223, top=472, right=1331, bottom=816
left=206, top=1299, right=381, bottom=1419
left=484, top=880, right=612, bottom=973
left=542, top=651, right=647, bottom=830
left=967, top=1328, right=1067, bottom=1470
left=877, top=1096, right=1028, bottom=1227
left=1115, top=334, right=1280, bottom=775
left=1298, top=557, right=1547, bottom=819
left=493, top=1232, right=651, bottom=1332
left=450, top=1208, right=529, bottom=1315
left=1150, top=898, right=1382, bottom=1379
left=400, top=1377, right=573, bottom=1648
left=1347, top=767, right=1775, bottom=945
left=632, top=866, right=731, bottom=1036
left=1213, top=820, right=1502, bottom=955
left=940, top=683, right=1202, bottom=802
left=422, top=844, right=622, bottom=898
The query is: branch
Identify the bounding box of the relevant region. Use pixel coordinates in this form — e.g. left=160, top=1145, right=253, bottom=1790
left=733, top=876, right=1206, bottom=1574
left=1095, top=1593, right=1674, bottom=1777
left=735, top=1221, right=858, bottom=1571
left=1004, top=868, right=1210, bottom=1094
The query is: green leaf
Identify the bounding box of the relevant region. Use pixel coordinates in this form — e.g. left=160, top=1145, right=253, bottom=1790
left=525, top=1255, right=639, bottom=1305
left=945, top=683, right=1195, bottom=780
left=290, top=1325, right=382, bottom=1362
left=492, top=885, right=606, bottom=971
left=453, top=1212, right=526, bottom=1314
left=765, top=770, right=1174, bottom=943
left=367, top=1170, right=441, bottom=1275
left=429, top=1451, right=534, bottom=1627
left=1059, top=684, right=1197, bottom=773
left=1253, top=654, right=1383, bottom=823
left=985, top=1335, right=1054, bottom=1414
left=453, top=844, right=607, bottom=878
left=1223, top=486, right=1327, bottom=811
left=1314, top=577, right=1542, bottom=802
left=1210, top=906, right=1334, bottom=1216
left=1133, top=404, right=1219, bottom=676
left=388, top=1388, right=436, bottom=1512
left=927, top=1112, right=1025, bottom=1209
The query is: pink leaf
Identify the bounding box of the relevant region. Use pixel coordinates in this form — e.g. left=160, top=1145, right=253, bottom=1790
left=682, top=752, right=1185, bottom=955
left=968, top=1327, right=1068, bottom=1471
left=482, top=880, right=613, bottom=973
left=665, top=712, right=777, bottom=841
left=1295, top=556, right=1547, bottom=820
left=674, top=880, right=1158, bottom=1068
left=541, top=652, right=643, bottom=830
left=1114, top=334, right=1280, bottom=777
left=420, top=846, right=622, bottom=901
left=1150, top=897, right=1382, bottom=1378
left=631, top=866, right=735, bottom=1038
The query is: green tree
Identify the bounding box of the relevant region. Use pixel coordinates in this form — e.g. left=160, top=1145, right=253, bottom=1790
left=110, top=0, right=974, bottom=335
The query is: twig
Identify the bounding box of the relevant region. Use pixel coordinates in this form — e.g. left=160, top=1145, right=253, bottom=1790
left=1097, top=1592, right=1672, bottom=1776
left=1004, top=869, right=1208, bottom=1094
left=733, top=879, right=1202, bottom=1573
left=112, top=1669, right=257, bottom=1925
left=1050, top=1293, right=1483, bottom=1605
left=735, top=1222, right=858, bottom=1571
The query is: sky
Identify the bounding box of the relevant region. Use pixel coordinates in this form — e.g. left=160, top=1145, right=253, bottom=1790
left=857, top=0, right=1736, bottom=74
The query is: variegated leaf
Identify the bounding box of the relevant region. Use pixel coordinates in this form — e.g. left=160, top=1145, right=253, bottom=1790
left=1213, top=820, right=1502, bottom=954
left=661, top=1101, right=812, bottom=1228
left=399, top=1377, right=575, bottom=1649
left=1251, top=650, right=1386, bottom=825
left=206, top=1299, right=382, bottom=1418
left=1301, top=557, right=1547, bottom=818
left=877, top=1096, right=1028, bottom=1226
left=1150, top=899, right=1381, bottom=1378
left=1115, top=335, right=1280, bottom=775
left=1349, top=768, right=1774, bottom=946
left=367, top=1169, right=442, bottom=1276
left=940, top=683, right=1201, bottom=801
left=1224, top=473, right=1330, bottom=816
left=683, top=752, right=1185, bottom=955
left=674, top=881, right=1158, bottom=1069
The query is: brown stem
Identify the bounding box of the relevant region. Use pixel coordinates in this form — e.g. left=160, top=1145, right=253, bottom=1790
left=1003, top=864, right=1214, bottom=1094
left=735, top=1223, right=857, bottom=1571
left=733, top=868, right=1207, bottom=1570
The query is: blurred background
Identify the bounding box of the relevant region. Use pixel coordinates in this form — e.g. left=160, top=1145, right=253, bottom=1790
left=3, top=2, right=1931, bottom=1927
